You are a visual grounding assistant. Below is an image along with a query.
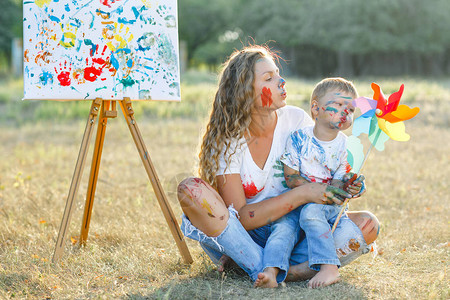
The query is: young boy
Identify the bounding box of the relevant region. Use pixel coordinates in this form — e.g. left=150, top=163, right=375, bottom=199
left=280, top=77, right=365, bottom=288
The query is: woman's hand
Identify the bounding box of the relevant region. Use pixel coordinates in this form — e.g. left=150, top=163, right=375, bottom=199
left=343, top=173, right=366, bottom=198
left=301, top=182, right=352, bottom=205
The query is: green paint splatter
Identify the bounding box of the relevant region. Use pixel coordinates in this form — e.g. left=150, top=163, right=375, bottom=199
left=120, top=77, right=136, bottom=88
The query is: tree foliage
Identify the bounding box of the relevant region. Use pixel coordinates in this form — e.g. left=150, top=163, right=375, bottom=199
left=178, top=0, right=240, bottom=63
left=177, top=0, right=450, bottom=75
left=1, top=0, right=449, bottom=75
left=0, top=0, right=22, bottom=56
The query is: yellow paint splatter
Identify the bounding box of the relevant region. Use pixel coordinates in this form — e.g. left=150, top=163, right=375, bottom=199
left=201, top=199, right=215, bottom=217
left=105, top=23, right=134, bottom=51
left=59, top=24, right=78, bottom=49
left=140, top=0, right=151, bottom=8
left=35, top=0, right=52, bottom=8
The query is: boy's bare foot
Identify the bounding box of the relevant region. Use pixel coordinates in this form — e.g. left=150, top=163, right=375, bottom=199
left=217, top=255, right=231, bottom=272
left=254, top=267, right=279, bottom=288
left=307, top=264, right=340, bottom=289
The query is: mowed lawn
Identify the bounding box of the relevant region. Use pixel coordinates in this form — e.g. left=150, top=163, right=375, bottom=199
left=0, top=76, right=449, bottom=299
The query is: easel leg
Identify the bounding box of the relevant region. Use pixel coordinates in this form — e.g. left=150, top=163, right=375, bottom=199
left=52, top=98, right=102, bottom=263
left=119, top=98, right=193, bottom=264
left=79, top=100, right=114, bottom=245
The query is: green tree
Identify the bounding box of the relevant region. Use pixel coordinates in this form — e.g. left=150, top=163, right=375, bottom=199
left=178, top=0, right=241, bottom=66
left=0, top=0, right=22, bottom=68
left=293, top=0, right=450, bottom=75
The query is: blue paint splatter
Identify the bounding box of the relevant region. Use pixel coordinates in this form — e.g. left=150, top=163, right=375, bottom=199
left=112, top=5, right=124, bottom=14
left=65, top=4, right=70, bottom=11
left=132, top=6, right=140, bottom=18
left=89, top=12, right=95, bottom=29
left=39, top=71, right=53, bottom=85
left=117, top=17, right=136, bottom=24
left=49, top=15, right=60, bottom=22
left=84, top=39, right=97, bottom=56
left=115, top=48, right=132, bottom=54
left=137, top=33, right=155, bottom=51
left=95, top=9, right=110, bottom=18
left=110, top=54, right=119, bottom=70
left=126, top=58, right=133, bottom=68
left=69, top=18, right=82, bottom=28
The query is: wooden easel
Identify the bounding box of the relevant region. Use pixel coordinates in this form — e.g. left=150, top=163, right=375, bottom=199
left=52, top=98, right=193, bottom=264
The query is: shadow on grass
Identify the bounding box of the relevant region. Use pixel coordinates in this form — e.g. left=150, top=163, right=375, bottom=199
left=124, top=267, right=368, bottom=300
left=0, top=273, right=45, bottom=298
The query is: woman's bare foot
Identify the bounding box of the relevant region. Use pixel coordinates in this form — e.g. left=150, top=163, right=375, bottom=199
left=217, top=255, right=231, bottom=272
left=254, top=267, right=279, bottom=288
left=285, top=261, right=317, bottom=282
left=307, top=264, right=340, bottom=289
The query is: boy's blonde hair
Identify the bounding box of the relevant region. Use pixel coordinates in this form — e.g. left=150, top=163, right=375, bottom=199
left=310, top=77, right=358, bottom=115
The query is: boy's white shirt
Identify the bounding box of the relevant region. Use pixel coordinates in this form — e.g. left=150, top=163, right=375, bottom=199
left=217, top=105, right=314, bottom=204
left=280, top=126, right=350, bottom=184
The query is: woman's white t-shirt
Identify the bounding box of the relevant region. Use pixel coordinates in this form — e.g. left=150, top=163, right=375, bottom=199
left=217, top=105, right=314, bottom=204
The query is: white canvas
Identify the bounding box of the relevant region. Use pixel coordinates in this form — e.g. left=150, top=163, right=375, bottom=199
left=23, top=0, right=180, bottom=101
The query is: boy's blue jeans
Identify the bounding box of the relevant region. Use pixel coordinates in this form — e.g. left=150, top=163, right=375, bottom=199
left=181, top=204, right=370, bottom=282
left=247, top=209, right=301, bottom=283
left=299, top=203, right=351, bottom=271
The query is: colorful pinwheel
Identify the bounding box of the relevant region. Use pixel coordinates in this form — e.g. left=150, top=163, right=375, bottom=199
left=347, top=83, right=420, bottom=173
left=331, top=83, right=420, bottom=233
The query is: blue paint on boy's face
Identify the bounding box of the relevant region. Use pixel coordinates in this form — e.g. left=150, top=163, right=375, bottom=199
left=317, top=92, right=355, bottom=130
left=324, top=106, right=339, bottom=113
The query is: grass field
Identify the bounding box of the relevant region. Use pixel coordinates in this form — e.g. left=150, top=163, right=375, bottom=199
left=0, top=73, right=449, bottom=299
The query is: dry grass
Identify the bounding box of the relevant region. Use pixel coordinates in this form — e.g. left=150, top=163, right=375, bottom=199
left=0, top=77, right=449, bottom=299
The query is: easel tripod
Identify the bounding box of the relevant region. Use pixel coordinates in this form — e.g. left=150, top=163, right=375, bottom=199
left=52, top=98, right=193, bottom=264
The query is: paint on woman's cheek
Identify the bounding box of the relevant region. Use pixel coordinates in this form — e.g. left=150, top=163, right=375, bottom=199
left=261, top=87, right=273, bottom=107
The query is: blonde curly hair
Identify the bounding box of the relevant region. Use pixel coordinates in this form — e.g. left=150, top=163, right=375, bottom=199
left=199, top=45, right=276, bottom=188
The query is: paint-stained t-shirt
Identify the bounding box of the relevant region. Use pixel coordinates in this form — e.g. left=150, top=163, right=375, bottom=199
left=280, top=126, right=351, bottom=183
left=217, top=105, right=314, bottom=204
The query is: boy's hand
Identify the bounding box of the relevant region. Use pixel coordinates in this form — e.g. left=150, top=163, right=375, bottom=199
left=343, top=173, right=366, bottom=198
left=305, top=183, right=352, bottom=206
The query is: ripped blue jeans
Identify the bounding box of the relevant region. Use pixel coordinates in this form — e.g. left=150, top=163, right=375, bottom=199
left=181, top=205, right=371, bottom=282
left=296, top=203, right=362, bottom=271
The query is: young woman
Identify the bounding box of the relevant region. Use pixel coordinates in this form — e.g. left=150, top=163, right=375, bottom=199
left=177, top=45, right=379, bottom=288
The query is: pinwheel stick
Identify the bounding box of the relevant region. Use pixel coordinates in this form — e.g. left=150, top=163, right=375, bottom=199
left=331, top=129, right=380, bottom=233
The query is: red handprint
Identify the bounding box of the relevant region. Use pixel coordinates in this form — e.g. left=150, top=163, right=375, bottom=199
left=54, top=61, right=72, bottom=86
left=83, top=45, right=111, bottom=82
